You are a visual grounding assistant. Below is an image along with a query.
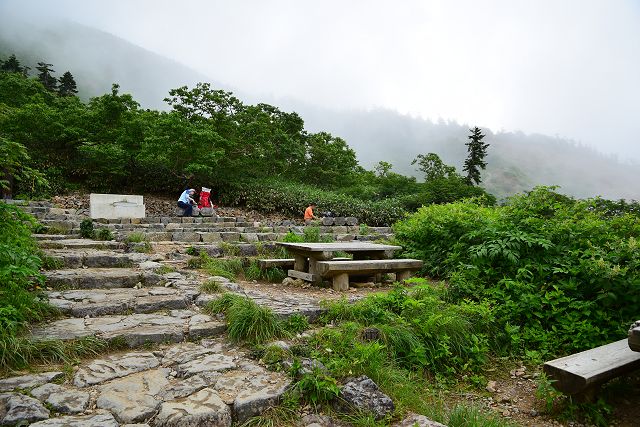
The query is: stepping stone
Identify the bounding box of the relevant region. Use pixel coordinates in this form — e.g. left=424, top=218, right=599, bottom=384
left=43, top=268, right=162, bottom=289
left=155, top=388, right=232, bottom=427
left=31, top=312, right=225, bottom=346
left=30, top=411, right=119, bottom=427
left=74, top=352, right=160, bottom=387
left=31, top=383, right=90, bottom=414
left=47, top=288, right=193, bottom=317
left=43, top=249, right=148, bottom=268
left=96, top=369, right=170, bottom=424
left=39, top=238, right=123, bottom=250
left=0, top=371, right=63, bottom=392
left=161, top=342, right=238, bottom=377
left=0, top=392, right=49, bottom=425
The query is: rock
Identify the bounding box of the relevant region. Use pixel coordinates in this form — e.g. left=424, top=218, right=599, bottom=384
left=0, top=392, right=49, bottom=425
left=345, top=217, right=358, bottom=226
left=321, top=217, right=335, bottom=226
left=159, top=372, right=221, bottom=400
left=139, top=261, right=163, bottom=270
left=155, top=388, right=231, bottom=427
left=281, top=358, right=327, bottom=375
left=31, top=383, right=89, bottom=414
left=333, top=217, right=347, bottom=226
left=485, top=380, right=497, bottom=393
left=0, top=371, right=63, bottom=392
left=339, top=376, right=394, bottom=420
left=393, top=413, right=448, bottom=427
left=29, top=410, right=119, bottom=427
left=74, top=351, right=159, bottom=387
left=96, top=369, right=170, bottom=423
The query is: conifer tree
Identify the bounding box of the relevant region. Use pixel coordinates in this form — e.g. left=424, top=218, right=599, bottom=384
left=36, top=62, right=57, bottom=91
left=463, top=127, right=489, bottom=185
left=1, top=54, right=23, bottom=73
left=58, top=71, right=78, bottom=96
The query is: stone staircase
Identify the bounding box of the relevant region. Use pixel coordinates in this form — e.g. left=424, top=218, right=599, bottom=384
left=16, top=200, right=394, bottom=244
left=0, top=201, right=339, bottom=426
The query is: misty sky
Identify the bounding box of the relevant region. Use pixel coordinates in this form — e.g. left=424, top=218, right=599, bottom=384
left=6, top=0, right=640, bottom=162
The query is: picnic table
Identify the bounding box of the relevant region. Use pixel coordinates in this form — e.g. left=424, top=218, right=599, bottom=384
left=276, top=242, right=422, bottom=290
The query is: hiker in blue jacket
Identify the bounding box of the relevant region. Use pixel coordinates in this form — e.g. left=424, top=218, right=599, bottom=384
left=177, top=188, right=196, bottom=217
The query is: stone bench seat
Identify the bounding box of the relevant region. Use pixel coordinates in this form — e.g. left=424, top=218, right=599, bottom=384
left=313, top=259, right=423, bottom=290
left=543, top=339, right=640, bottom=401
left=259, top=257, right=352, bottom=270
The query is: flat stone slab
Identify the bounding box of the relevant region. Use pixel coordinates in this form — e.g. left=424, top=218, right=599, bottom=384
left=44, top=268, right=162, bottom=289
left=97, top=369, right=169, bottom=423
left=0, top=371, right=63, bottom=392
left=47, top=287, right=192, bottom=317
left=39, top=239, right=123, bottom=250
left=31, top=383, right=89, bottom=414
left=74, top=352, right=160, bottom=387
left=0, top=392, right=49, bottom=425
left=155, top=388, right=232, bottom=427
left=30, top=411, right=119, bottom=427
left=161, top=342, right=238, bottom=377
left=43, top=249, right=148, bottom=268
left=31, top=312, right=225, bottom=346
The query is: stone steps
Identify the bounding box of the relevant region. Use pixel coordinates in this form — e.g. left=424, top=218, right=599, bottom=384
left=43, top=268, right=163, bottom=290
left=43, top=249, right=150, bottom=269
left=38, top=239, right=124, bottom=250
left=2, top=339, right=290, bottom=426
left=30, top=310, right=226, bottom=346
left=46, top=287, right=197, bottom=317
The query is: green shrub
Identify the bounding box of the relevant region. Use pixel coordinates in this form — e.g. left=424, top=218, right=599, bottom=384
left=203, top=257, right=244, bottom=280
left=125, top=232, right=147, bottom=243
left=282, top=313, right=309, bottom=335
left=79, top=219, right=94, bottom=238
left=200, top=279, right=222, bottom=294
left=94, top=228, right=114, bottom=241
left=394, top=187, right=640, bottom=356
left=293, top=368, right=341, bottom=407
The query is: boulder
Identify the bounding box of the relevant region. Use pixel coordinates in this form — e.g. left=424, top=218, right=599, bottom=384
left=0, top=392, right=49, bottom=425
left=338, top=376, right=394, bottom=420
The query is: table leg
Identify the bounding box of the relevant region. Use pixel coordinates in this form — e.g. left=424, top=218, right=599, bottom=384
left=308, top=259, right=323, bottom=285
left=396, top=270, right=412, bottom=282
left=294, top=255, right=308, bottom=272
left=333, top=273, right=349, bottom=291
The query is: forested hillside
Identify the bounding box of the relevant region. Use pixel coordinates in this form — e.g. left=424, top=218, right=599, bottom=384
left=1, top=9, right=638, bottom=201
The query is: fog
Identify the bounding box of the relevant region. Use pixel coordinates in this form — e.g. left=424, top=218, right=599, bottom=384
left=2, top=0, right=639, bottom=162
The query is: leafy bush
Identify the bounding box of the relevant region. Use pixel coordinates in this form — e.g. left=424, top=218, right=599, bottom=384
left=79, top=219, right=94, bottom=238
left=394, top=187, right=640, bottom=356
left=94, top=228, right=114, bottom=241
left=224, top=179, right=406, bottom=226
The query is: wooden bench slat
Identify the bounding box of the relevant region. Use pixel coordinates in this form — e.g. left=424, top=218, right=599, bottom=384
left=258, top=259, right=294, bottom=269
left=543, top=339, right=640, bottom=395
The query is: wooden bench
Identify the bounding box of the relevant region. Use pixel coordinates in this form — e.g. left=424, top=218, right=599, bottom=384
left=313, top=259, right=423, bottom=291
left=543, top=339, right=640, bottom=401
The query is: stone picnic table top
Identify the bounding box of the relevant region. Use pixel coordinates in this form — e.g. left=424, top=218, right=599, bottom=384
left=276, top=242, right=401, bottom=258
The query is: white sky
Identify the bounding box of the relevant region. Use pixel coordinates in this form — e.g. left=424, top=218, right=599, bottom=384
left=8, top=0, right=640, bottom=161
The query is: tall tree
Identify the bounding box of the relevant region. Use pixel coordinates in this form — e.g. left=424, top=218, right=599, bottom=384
left=1, top=54, right=23, bottom=74
left=463, top=127, right=489, bottom=185
left=411, top=153, right=457, bottom=181
left=36, top=62, right=57, bottom=91
left=57, top=71, right=78, bottom=96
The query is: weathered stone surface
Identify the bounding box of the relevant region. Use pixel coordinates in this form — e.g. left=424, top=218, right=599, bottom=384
left=188, top=321, right=227, bottom=340
left=176, top=352, right=237, bottom=377
left=233, top=373, right=291, bottom=423
left=154, top=388, right=232, bottom=427
left=243, top=290, right=325, bottom=322
left=240, top=233, right=259, bottom=243
left=47, top=288, right=190, bottom=317
left=97, top=369, right=170, bottom=423
left=172, top=232, right=200, bottom=242
left=139, top=261, right=163, bottom=270
left=339, top=376, right=394, bottom=420
left=160, top=372, right=221, bottom=400
left=74, top=352, right=160, bottom=387
left=333, top=217, right=347, bottom=226
left=321, top=217, right=335, bottom=226
left=200, top=232, right=222, bottom=243
left=0, top=371, right=63, bottom=392
left=29, top=410, right=119, bottom=427
left=345, top=217, right=358, bottom=226
left=0, top=392, right=49, bottom=425
left=38, top=239, right=122, bottom=250
left=31, top=383, right=89, bottom=414
left=44, top=268, right=161, bottom=289
left=32, top=313, right=188, bottom=345
left=393, top=413, right=448, bottom=427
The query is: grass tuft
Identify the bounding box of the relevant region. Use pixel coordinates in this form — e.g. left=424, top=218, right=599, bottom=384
left=200, top=279, right=223, bottom=294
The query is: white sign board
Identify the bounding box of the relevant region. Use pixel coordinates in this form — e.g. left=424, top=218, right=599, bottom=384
left=89, top=194, right=145, bottom=219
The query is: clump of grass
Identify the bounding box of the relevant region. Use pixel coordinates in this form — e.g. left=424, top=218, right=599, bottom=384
left=125, top=232, right=147, bottom=243
left=94, top=228, right=114, bottom=241
left=240, top=401, right=299, bottom=427
left=447, top=404, right=516, bottom=427
left=40, top=254, right=64, bottom=270
left=200, top=279, right=222, bottom=294
left=244, top=259, right=287, bottom=283
left=0, top=335, right=108, bottom=373
left=205, top=294, right=285, bottom=344
left=282, top=313, right=309, bottom=335
left=204, top=257, right=244, bottom=281
left=156, top=265, right=176, bottom=275
left=132, top=242, right=152, bottom=253
left=220, top=242, right=241, bottom=256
